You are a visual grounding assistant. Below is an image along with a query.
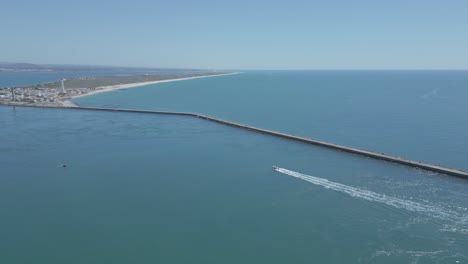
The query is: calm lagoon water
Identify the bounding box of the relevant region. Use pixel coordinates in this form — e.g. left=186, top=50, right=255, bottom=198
left=2, top=71, right=468, bottom=263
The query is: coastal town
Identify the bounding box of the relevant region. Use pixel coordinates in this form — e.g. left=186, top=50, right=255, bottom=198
left=0, top=73, right=229, bottom=107
left=0, top=80, right=92, bottom=106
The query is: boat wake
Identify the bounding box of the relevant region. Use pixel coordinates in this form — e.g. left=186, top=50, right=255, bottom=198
left=274, top=167, right=468, bottom=230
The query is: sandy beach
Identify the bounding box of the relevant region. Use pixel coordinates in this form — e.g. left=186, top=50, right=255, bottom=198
left=61, top=100, right=79, bottom=107
left=1, top=72, right=239, bottom=108
left=65, top=72, right=239, bottom=106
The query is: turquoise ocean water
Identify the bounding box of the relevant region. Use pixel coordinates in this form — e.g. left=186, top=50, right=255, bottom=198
left=1, top=71, right=468, bottom=263
left=74, top=71, right=468, bottom=170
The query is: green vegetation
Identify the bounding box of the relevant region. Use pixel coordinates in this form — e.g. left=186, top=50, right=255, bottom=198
left=23, top=73, right=224, bottom=89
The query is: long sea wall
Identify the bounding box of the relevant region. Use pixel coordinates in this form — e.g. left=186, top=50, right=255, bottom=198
left=5, top=104, right=468, bottom=179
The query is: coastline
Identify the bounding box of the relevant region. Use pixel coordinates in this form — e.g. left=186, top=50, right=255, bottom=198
left=62, top=100, right=79, bottom=107
left=66, top=72, right=240, bottom=106
left=1, top=72, right=239, bottom=108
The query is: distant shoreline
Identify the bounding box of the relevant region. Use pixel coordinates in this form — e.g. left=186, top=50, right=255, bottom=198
left=65, top=72, right=240, bottom=106
left=0, top=72, right=240, bottom=107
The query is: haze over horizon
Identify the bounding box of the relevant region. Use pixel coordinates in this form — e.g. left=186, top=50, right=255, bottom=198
left=1, top=0, right=467, bottom=70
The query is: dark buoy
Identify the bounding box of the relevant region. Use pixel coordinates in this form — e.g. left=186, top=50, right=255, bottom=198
left=61, top=164, right=67, bottom=168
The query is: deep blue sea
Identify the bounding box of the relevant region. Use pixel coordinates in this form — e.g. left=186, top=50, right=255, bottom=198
left=1, top=71, right=468, bottom=263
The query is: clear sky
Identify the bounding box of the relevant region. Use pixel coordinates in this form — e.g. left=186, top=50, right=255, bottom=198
left=1, top=0, right=467, bottom=69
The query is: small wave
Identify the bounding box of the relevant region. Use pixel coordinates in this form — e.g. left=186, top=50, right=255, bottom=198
left=440, top=226, right=468, bottom=235
left=274, top=167, right=468, bottom=227
left=374, top=249, right=447, bottom=257
left=421, top=88, right=440, bottom=99
left=374, top=249, right=467, bottom=264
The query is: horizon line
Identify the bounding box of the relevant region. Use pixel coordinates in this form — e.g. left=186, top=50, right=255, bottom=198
left=1, top=62, right=467, bottom=71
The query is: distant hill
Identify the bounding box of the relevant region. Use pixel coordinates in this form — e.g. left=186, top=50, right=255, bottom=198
left=0, top=62, right=48, bottom=70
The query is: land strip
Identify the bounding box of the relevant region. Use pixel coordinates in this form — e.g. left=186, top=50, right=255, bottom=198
left=0, top=72, right=237, bottom=107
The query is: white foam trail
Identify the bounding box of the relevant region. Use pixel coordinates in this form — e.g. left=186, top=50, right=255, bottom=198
left=275, top=167, right=468, bottom=225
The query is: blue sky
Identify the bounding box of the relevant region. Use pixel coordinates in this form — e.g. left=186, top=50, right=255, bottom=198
left=1, top=0, right=467, bottom=69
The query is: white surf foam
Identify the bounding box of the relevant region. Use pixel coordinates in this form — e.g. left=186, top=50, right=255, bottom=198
left=421, top=87, right=440, bottom=99
left=275, top=167, right=468, bottom=227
